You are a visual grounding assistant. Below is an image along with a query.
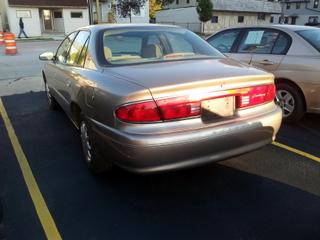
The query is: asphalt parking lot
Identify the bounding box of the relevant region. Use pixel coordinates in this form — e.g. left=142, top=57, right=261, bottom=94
left=1, top=41, right=320, bottom=240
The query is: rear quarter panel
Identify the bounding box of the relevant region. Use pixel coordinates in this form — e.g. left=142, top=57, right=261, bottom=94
left=275, top=55, right=320, bottom=113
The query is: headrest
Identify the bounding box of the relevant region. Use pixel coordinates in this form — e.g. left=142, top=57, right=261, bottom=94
left=141, top=44, right=162, bottom=58
left=104, top=47, right=112, bottom=60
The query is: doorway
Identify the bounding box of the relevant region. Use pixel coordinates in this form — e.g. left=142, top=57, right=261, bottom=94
left=42, top=9, right=53, bottom=31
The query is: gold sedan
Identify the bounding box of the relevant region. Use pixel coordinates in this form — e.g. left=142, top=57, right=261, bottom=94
left=207, top=25, right=320, bottom=122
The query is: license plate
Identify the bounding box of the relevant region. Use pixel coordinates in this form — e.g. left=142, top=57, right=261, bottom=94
left=202, top=96, right=235, bottom=118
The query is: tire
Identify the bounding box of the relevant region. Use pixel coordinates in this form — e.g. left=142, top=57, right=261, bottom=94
left=44, top=80, right=59, bottom=110
left=276, top=82, right=305, bottom=123
left=80, top=120, right=113, bottom=174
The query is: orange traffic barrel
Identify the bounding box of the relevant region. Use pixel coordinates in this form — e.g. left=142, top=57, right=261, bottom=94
left=0, top=32, right=4, bottom=45
left=4, top=33, right=17, bottom=55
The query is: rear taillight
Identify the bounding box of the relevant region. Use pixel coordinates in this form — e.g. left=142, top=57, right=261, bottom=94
left=156, top=96, right=201, bottom=120
left=236, top=84, right=276, bottom=109
left=115, top=101, right=161, bottom=122
left=115, top=84, right=275, bottom=123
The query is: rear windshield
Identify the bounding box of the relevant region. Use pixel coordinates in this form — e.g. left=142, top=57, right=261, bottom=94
left=102, top=27, right=224, bottom=65
left=296, top=29, right=320, bottom=52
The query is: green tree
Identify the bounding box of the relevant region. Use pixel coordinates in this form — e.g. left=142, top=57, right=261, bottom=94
left=150, top=0, right=162, bottom=20
left=116, top=0, right=147, bottom=23
left=196, top=0, right=213, bottom=33
left=155, top=0, right=174, bottom=7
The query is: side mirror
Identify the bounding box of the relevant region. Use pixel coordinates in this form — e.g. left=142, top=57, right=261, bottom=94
left=39, top=52, right=55, bottom=61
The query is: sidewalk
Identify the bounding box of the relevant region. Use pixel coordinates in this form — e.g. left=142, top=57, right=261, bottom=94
left=15, top=33, right=65, bottom=42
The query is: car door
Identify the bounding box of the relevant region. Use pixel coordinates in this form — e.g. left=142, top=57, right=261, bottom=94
left=53, top=31, right=78, bottom=110
left=236, top=28, right=291, bottom=72
left=65, top=31, right=90, bottom=106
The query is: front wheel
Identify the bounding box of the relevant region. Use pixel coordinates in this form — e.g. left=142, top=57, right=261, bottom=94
left=276, top=83, right=305, bottom=123
left=80, top=120, right=113, bottom=174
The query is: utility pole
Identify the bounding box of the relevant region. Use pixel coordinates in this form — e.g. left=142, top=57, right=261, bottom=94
left=280, top=0, right=285, bottom=24
left=96, top=0, right=101, bottom=23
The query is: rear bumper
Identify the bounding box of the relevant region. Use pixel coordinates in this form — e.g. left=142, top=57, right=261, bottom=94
left=89, top=106, right=282, bottom=173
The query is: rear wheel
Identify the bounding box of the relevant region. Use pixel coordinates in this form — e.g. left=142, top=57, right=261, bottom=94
left=276, top=82, right=305, bottom=123
left=80, top=120, right=113, bottom=174
left=44, top=81, right=59, bottom=110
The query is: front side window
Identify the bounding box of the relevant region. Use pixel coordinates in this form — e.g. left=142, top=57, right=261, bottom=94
left=296, top=29, right=320, bottom=52
left=67, top=31, right=90, bottom=66
left=207, top=29, right=241, bottom=53
left=238, top=29, right=281, bottom=54
left=56, top=32, right=77, bottom=64
left=102, top=28, right=223, bottom=65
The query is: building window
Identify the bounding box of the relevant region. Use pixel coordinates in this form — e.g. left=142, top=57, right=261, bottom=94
left=238, top=16, right=244, bottom=23
left=314, top=0, right=319, bottom=8
left=16, top=10, right=32, bottom=18
left=71, top=12, right=83, bottom=18
left=54, top=11, right=62, bottom=18
left=258, top=13, right=266, bottom=20
left=270, top=16, right=274, bottom=23
left=284, top=17, right=289, bottom=24
left=176, top=0, right=179, bottom=4
left=309, top=16, right=319, bottom=23
left=186, top=0, right=190, bottom=3
left=211, top=16, right=218, bottom=23
left=296, top=2, right=301, bottom=9
left=286, top=3, right=291, bottom=9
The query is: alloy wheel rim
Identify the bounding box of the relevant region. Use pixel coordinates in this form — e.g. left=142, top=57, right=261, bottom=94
left=80, top=122, right=92, bottom=163
left=276, top=90, right=295, bottom=117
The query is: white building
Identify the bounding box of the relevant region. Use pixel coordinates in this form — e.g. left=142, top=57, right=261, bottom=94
left=282, top=0, right=320, bottom=26
left=89, top=0, right=149, bottom=24
left=0, top=0, right=90, bottom=37
left=156, top=0, right=282, bottom=33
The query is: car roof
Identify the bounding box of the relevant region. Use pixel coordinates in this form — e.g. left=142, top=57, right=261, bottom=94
left=78, top=23, right=180, bottom=32
left=214, top=24, right=318, bottom=33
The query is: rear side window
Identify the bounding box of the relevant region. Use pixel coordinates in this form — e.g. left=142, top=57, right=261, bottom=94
left=238, top=29, right=290, bottom=55
left=272, top=33, right=290, bottom=54
left=296, top=29, right=320, bottom=52
left=207, top=30, right=241, bottom=53
left=56, top=32, right=77, bottom=64
left=67, top=31, right=90, bottom=66
left=77, top=39, right=89, bottom=67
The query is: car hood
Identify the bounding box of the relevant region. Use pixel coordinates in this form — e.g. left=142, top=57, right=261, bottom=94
left=104, top=58, right=274, bottom=99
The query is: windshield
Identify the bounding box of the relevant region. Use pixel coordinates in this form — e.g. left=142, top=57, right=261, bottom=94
left=102, top=27, right=224, bottom=65
left=296, top=29, right=320, bottom=52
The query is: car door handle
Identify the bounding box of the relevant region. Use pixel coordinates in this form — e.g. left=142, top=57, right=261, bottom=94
left=259, top=60, right=274, bottom=65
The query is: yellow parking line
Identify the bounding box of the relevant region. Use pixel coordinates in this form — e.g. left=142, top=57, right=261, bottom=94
left=273, top=141, right=320, bottom=163
left=0, top=98, right=62, bottom=240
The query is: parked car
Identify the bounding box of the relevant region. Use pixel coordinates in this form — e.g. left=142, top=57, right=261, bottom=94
left=39, top=24, right=282, bottom=174
left=207, top=25, right=320, bottom=122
